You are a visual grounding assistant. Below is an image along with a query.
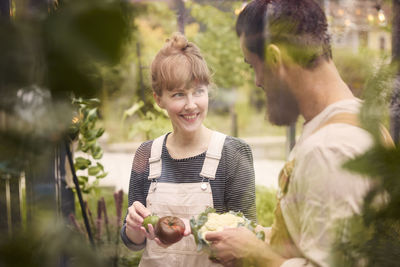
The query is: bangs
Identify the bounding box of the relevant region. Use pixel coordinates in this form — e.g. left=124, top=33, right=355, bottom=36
left=153, top=53, right=210, bottom=94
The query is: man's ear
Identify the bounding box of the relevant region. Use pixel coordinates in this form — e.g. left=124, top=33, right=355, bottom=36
left=153, top=92, right=164, bottom=108
left=265, top=44, right=282, bottom=70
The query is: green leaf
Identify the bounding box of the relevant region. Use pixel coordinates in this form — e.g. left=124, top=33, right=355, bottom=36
left=92, top=146, right=103, bottom=159
left=96, top=172, right=108, bottom=179
left=74, top=157, right=91, bottom=170
left=93, top=150, right=103, bottom=160
left=88, top=166, right=101, bottom=176
left=78, top=175, right=88, bottom=185
left=96, top=127, right=105, bottom=138
left=80, top=143, right=91, bottom=153
left=82, top=98, right=101, bottom=106
left=82, top=188, right=90, bottom=194
left=343, top=145, right=400, bottom=180
left=96, top=162, right=104, bottom=171
left=84, top=129, right=98, bottom=141
left=86, top=108, right=98, bottom=122
left=255, top=230, right=266, bottom=241
left=122, top=101, right=144, bottom=121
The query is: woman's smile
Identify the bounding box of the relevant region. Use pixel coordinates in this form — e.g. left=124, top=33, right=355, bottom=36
left=181, top=113, right=199, bottom=122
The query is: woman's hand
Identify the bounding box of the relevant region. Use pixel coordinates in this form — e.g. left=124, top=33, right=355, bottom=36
left=182, top=218, right=192, bottom=236
left=125, top=201, right=152, bottom=244
left=152, top=217, right=192, bottom=248
left=126, top=203, right=192, bottom=248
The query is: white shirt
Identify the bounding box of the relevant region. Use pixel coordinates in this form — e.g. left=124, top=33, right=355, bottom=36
left=280, top=98, right=374, bottom=267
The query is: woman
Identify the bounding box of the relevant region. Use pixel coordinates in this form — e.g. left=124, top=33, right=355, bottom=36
left=121, top=32, right=256, bottom=266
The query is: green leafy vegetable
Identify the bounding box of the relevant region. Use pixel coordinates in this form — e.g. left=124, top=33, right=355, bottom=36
left=190, top=207, right=265, bottom=252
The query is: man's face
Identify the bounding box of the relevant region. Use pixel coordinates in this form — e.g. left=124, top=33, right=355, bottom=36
left=240, top=35, right=299, bottom=126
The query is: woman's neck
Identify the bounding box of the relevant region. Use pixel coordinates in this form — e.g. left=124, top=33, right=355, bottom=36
left=166, top=126, right=212, bottom=159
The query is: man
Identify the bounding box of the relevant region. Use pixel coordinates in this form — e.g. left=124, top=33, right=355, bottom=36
left=205, top=0, right=393, bottom=266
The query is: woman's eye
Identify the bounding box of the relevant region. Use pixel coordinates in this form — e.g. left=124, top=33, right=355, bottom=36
left=194, top=88, right=205, bottom=95
left=172, top=93, right=184, bottom=97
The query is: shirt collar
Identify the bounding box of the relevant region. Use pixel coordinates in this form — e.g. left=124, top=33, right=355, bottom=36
left=291, top=98, right=362, bottom=155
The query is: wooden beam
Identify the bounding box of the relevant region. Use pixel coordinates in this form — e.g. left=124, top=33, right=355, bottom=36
left=0, top=175, right=8, bottom=234
left=391, top=0, right=400, bottom=143
left=9, top=175, right=21, bottom=234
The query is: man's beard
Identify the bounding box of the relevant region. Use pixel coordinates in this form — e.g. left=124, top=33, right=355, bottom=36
left=265, top=84, right=300, bottom=126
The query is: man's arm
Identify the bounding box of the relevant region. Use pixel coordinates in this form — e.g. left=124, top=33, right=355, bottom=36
left=206, top=227, right=285, bottom=267
left=281, top=145, right=370, bottom=266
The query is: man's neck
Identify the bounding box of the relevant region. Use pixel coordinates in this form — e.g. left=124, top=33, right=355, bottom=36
left=287, top=60, right=355, bottom=122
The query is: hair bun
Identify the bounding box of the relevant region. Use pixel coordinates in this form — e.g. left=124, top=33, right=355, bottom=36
left=169, top=32, right=188, bottom=51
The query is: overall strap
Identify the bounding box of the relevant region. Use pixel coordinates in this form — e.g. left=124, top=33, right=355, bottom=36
left=199, top=131, right=227, bottom=180
left=312, top=113, right=360, bottom=134
left=379, top=125, right=395, bottom=148
left=312, top=112, right=395, bottom=148
left=148, top=134, right=167, bottom=180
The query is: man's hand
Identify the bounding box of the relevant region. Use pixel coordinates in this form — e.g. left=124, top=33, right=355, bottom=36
left=205, top=227, right=285, bottom=267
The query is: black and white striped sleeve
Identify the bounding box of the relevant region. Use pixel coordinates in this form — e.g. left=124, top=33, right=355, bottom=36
left=224, top=138, right=257, bottom=222
left=121, top=141, right=152, bottom=251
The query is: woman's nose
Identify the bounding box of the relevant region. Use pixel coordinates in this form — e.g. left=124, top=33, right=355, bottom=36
left=184, top=95, right=196, bottom=110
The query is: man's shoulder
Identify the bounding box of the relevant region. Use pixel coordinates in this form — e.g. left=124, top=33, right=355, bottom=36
left=296, top=123, right=373, bottom=161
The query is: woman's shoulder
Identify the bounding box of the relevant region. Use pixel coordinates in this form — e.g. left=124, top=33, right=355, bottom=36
left=132, top=140, right=155, bottom=173
left=135, top=133, right=168, bottom=159
left=136, top=140, right=153, bottom=156
left=222, top=135, right=252, bottom=158
left=224, top=135, right=251, bottom=149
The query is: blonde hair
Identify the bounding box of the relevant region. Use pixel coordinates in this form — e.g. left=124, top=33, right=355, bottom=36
left=151, top=32, right=211, bottom=96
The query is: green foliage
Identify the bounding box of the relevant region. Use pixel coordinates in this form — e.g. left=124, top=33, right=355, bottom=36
left=72, top=187, right=142, bottom=267
left=0, top=219, right=107, bottom=267
left=123, top=101, right=171, bottom=140
left=343, top=144, right=400, bottom=222
left=43, top=0, right=134, bottom=98
left=187, top=1, right=252, bottom=90
left=334, top=48, right=377, bottom=98
left=358, top=64, right=396, bottom=140
left=0, top=0, right=136, bottom=176
left=255, top=186, right=277, bottom=226
left=333, top=216, right=400, bottom=267
left=70, top=98, right=108, bottom=194
left=101, top=1, right=177, bottom=142
left=333, top=63, right=400, bottom=265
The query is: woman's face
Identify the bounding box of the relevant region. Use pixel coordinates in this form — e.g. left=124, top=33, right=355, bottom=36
left=154, top=84, right=209, bottom=135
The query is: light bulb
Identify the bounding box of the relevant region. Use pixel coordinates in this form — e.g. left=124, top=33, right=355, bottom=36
left=378, top=9, right=385, bottom=23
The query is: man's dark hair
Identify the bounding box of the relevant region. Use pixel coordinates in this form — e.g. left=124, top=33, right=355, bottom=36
left=236, top=0, right=332, bottom=69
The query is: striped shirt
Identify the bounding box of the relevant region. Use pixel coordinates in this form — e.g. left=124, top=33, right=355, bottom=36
left=121, top=133, right=256, bottom=250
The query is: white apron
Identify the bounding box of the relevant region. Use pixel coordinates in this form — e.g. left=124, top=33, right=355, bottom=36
left=139, top=131, right=226, bottom=267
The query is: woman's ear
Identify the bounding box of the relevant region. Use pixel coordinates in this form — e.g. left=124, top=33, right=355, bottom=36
left=153, top=92, right=164, bottom=108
